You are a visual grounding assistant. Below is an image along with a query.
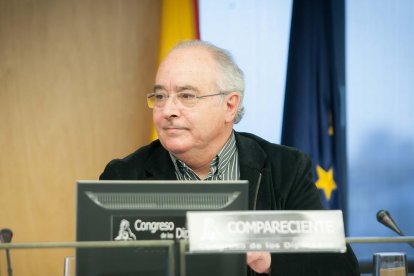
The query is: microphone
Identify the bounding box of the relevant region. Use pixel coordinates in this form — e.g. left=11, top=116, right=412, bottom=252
left=376, top=210, right=414, bottom=249
left=0, top=228, right=13, bottom=243
left=0, top=228, right=13, bottom=276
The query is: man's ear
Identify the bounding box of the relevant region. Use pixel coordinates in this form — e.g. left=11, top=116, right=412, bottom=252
left=225, top=92, right=241, bottom=123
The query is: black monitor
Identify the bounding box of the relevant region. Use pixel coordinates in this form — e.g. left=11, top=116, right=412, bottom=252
left=76, top=180, right=248, bottom=276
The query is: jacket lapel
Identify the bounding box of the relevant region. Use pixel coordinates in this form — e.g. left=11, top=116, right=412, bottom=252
left=144, top=141, right=176, bottom=180
left=235, top=133, right=272, bottom=210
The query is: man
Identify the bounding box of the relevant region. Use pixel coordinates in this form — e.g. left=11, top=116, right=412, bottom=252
left=100, top=40, right=359, bottom=275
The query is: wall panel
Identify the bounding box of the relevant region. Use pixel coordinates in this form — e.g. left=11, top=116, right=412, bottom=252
left=0, top=1, right=160, bottom=274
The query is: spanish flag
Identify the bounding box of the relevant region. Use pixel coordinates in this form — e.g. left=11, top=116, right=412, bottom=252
left=152, top=0, right=200, bottom=140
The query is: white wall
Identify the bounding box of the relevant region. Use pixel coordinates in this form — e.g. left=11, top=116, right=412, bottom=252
left=199, top=0, right=293, bottom=143
left=346, top=0, right=414, bottom=260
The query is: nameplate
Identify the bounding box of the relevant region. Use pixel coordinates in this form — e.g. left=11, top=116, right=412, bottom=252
left=187, top=210, right=346, bottom=253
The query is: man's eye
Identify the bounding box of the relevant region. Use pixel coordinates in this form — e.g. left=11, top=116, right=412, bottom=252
left=154, top=94, right=166, bottom=100
left=178, top=93, right=196, bottom=100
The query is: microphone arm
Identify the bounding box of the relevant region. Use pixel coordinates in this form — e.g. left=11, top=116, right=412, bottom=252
left=0, top=228, right=13, bottom=276
left=376, top=210, right=414, bottom=249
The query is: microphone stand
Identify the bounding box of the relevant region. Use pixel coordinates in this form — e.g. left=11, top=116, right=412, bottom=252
left=377, top=210, right=414, bottom=249
left=5, top=247, right=13, bottom=276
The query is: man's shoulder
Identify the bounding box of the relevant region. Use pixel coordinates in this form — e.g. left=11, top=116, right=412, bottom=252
left=100, top=140, right=168, bottom=180
left=102, top=140, right=166, bottom=168
left=119, top=139, right=164, bottom=164
left=236, top=132, right=307, bottom=159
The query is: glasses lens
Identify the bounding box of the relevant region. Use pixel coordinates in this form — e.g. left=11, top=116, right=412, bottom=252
left=146, top=94, right=155, bottom=108
left=177, top=92, right=197, bottom=107
left=147, top=92, right=200, bottom=108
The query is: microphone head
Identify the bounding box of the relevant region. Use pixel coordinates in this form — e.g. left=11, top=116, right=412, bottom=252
left=376, top=210, right=403, bottom=236
left=0, top=228, right=13, bottom=243
left=376, top=210, right=390, bottom=221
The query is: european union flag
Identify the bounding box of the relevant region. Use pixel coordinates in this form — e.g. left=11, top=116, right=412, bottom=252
left=281, top=0, right=345, bottom=210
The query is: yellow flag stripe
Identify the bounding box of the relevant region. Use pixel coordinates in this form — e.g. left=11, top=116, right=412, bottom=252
left=151, top=0, right=199, bottom=141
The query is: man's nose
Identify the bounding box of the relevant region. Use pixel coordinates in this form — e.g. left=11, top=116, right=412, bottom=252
left=162, top=94, right=180, bottom=117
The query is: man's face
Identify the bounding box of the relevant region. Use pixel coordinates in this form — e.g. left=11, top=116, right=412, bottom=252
left=153, top=47, right=237, bottom=157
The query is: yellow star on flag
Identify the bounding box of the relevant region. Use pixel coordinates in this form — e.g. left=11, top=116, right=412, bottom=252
left=315, top=165, right=337, bottom=201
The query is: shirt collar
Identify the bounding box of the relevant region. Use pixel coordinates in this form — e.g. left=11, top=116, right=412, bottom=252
left=169, top=131, right=237, bottom=179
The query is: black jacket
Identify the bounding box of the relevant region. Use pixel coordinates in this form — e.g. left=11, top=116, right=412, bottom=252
left=100, top=132, right=360, bottom=276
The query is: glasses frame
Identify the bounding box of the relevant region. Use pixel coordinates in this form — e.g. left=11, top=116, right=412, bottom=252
left=146, top=91, right=231, bottom=109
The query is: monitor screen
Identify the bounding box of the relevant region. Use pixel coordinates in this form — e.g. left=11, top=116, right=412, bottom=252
left=76, top=180, right=248, bottom=276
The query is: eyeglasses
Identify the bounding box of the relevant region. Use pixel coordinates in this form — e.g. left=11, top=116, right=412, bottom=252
left=146, top=91, right=229, bottom=108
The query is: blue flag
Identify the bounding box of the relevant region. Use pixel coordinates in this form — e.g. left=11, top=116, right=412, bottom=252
left=281, top=0, right=345, bottom=210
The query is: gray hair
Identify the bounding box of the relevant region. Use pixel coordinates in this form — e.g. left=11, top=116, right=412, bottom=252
left=171, top=40, right=245, bottom=124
